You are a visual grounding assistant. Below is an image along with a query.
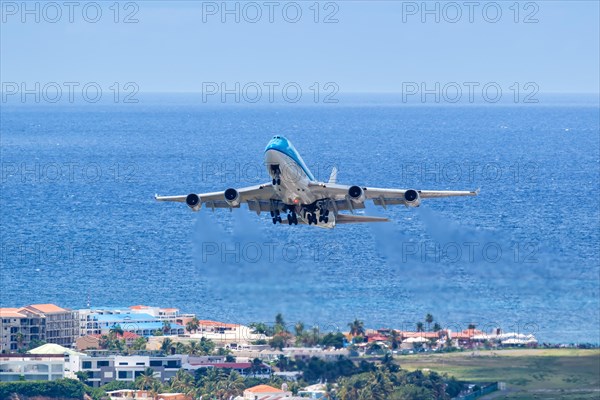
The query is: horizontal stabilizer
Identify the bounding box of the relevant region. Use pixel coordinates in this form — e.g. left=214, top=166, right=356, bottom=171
left=335, top=214, right=389, bottom=224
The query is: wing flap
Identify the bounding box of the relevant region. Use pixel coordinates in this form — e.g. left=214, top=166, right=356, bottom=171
left=335, top=214, right=389, bottom=224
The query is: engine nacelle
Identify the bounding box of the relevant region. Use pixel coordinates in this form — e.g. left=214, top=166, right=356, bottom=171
left=404, top=189, right=421, bottom=207
left=186, top=193, right=201, bottom=211
left=224, top=188, right=240, bottom=207
left=348, top=185, right=365, bottom=203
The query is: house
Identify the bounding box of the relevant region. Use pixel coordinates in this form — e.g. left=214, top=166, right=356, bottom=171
left=0, top=354, right=65, bottom=381
left=241, top=384, right=293, bottom=399
left=0, top=304, right=78, bottom=352
left=79, top=306, right=195, bottom=336
left=298, top=383, right=328, bottom=398
left=84, top=313, right=185, bottom=337
left=76, top=332, right=141, bottom=350
left=68, top=353, right=184, bottom=387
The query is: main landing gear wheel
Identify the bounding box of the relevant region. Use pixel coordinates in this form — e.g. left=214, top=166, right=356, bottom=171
left=318, top=209, right=330, bottom=223
left=271, top=210, right=282, bottom=224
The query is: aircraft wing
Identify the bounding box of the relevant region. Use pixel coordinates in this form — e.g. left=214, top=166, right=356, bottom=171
left=155, top=183, right=275, bottom=213
left=308, top=183, right=478, bottom=211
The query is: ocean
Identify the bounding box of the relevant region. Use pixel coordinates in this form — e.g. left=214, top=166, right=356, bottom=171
left=1, top=95, right=599, bottom=344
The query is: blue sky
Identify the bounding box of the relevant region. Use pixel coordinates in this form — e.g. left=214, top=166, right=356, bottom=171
left=1, top=1, right=599, bottom=93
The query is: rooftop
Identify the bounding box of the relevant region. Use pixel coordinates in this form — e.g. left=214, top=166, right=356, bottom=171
left=246, top=384, right=284, bottom=393
left=95, top=313, right=157, bottom=322
left=27, top=304, right=68, bottom=313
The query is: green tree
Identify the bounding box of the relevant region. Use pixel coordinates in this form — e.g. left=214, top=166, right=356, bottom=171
left=251, top=358, right=264, bottom=377
left=162, top=320, right=172, bottom=334
left=294, top=321, right=305, bottom=336
left=15, top=332, right=25, bottom=350
left=175, top=341, right=188, bottom=354
left=274, top=313, right=286, bottom=334
left=249, top=322, right=269, bottom=335
left=75, top=371, right=89, bottom=385
left=416, top=322, right=424, bottom=332
left=186, top=317, right=199, bottom=334
left=348, top=319, right=366, bottom=337
left=169, top=369, right=194, bottom=393
left=161, top=338, right=173, bottom=354
left=276, top=354, right=289, bottom=371
left=269, top=334, right=289, bottom=350
left=109, top=324, right=124, bottom=337
left=135, top=368, right=159, bottom=390
left=425, top=314, right=434, bottom=331
left=199, top=337, right=215, bottom=355
left=390, top=330, right=400, bottom=350
left=432, top=322, right=442, bottom=332
left=321, top=332, right=346, bottom=349
left=214, top=371, right=245, bottom=399
left=131, top=336, right=148, bottom=351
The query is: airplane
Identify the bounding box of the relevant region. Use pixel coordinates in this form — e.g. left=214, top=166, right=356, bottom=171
left=155, top=135, right=478, bottom=228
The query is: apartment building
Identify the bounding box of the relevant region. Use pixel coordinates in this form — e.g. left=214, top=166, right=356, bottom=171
left=68, top=353, right=184, bottom=387
left=0, top=304, right=78, bottom=352
left=0, top=354, right=65, bottom=381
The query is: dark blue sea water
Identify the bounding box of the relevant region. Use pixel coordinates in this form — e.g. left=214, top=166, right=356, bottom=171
left=1, top=96, right=599, bottom=344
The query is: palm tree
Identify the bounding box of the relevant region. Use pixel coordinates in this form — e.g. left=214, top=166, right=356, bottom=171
left=274, top=313, right=286, bottom=334
left=249, top=322, right=268, bottom=335
left=199, top=337, right=215, bottom=355
left=425, top=314, right=434, bottom=331
left=132, top=337, right=148, bottom=351
left=348, top=319, right=365, bottom=337
left=135, top=367, right=158, bottom=390
left=251, top=357, right=264, bottom=377
left=169, top=369, right=194, bottom=393
left=390, top=330, right=400, bottom=350
left=175, top=342, right=188, bottom=355
left=276, top=354, right=289, bottom=371
left=186, top=340, right=201, bottom=355
left=161, top=338, right=173, bottom=354
left=186, top=317, right=199, bottom=334
left=162, top=320, right=172, bottom=335
left=416, top=322, right=424, bottom=332
left=366, top=369, right=394, bottom=400
left=294, top=321, right=305, bottom=337
left=15, top=332, right=25, bottom=350
left=214, top=371, right=245, bottom=399
left=432, top=322, right=442, bottom=332
left=109, top=324, right=124, bottom=338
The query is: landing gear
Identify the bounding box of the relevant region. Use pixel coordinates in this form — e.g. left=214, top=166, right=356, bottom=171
left=271, top=210, right=282, bottom=224
left=306, top=212, right=318, bottom=225
left=287, top=212, right=298, bottom=225
left=304, top=201, right=331, bottom=225
left=318, top=209, right=330, bottom=223
left=270, top=164, right=281, bottom=186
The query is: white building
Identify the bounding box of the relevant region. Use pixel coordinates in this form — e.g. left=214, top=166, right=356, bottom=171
left=0, top=354, right=65, bottom=381
left=67, top=353, right=185, bottom=387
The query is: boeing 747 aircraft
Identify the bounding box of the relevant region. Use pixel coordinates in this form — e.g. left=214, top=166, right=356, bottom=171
left=155, top=136, right=478, bottom=228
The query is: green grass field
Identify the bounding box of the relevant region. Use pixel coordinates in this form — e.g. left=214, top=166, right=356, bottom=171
left=395, top=349, right=600, bottom=399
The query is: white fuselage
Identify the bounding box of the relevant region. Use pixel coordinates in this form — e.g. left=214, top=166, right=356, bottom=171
left=264, top=146, right=335, bottom=228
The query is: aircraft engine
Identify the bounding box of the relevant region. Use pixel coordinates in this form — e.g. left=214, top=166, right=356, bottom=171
left=186, top=193, right=201, bottom=211
left=348, top=185, right=366, bottom=203
left=224, top=188, right=240, bottom=207
left=404, top=189, right=421, bottom=207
